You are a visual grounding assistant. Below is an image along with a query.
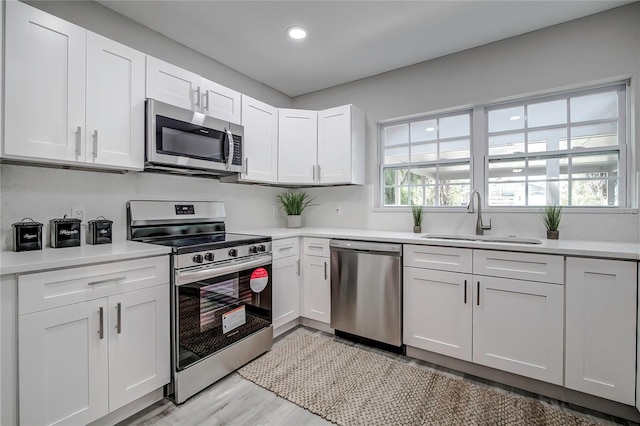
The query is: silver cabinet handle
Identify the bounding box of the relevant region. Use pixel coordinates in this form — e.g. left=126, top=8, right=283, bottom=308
left=88, top=276, right=126, bottom=286
left=324, top=261, right=328, bottom=280
left=75, top=126, right=82, bottom=156
left=312, top=165, right=316, bottom=182
left=317, top=165, right=321, bottom=183
left=245, top=157, right=249, bottom=175
left=116, top=302, right=122, bottom=334
left=464, top=280, right=467, bottom=304
left=477, top=281, right=480, bottom=306
left=98, top=307, right=104, bottom=340
left=92, top=130, right=98, bottom=158
left=296, top=259, right=300, bottom=276
left=226, top=129, right=235, bottom=170
left=204, top=91, right=210, bottom=111
left=194, top=86, right=201, bottom=108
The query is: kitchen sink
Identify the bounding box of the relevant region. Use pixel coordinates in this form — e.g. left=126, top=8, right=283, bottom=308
left=421, top=233, right=543, bottom=245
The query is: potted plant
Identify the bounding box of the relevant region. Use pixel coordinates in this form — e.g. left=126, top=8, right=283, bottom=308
left=277, top=190, right=316, bottom=228
left=539, top=204, right=562, bottom=239
left=411, top=204, right=424, bottom=233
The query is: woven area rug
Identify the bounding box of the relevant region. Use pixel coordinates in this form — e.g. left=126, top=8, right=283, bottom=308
left=238, top=334, right=606, bottom=426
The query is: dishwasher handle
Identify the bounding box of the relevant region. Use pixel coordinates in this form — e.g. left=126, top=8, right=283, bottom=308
left=330, top=239, right=402, bottom=255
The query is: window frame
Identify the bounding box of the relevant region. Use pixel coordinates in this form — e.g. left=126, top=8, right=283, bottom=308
left=378, top=109, right=474, bottom=208
left=376, top=82, right=630, bottom=211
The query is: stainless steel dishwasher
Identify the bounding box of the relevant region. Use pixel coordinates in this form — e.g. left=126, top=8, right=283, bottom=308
left=330, top=239, right=403, bottom=353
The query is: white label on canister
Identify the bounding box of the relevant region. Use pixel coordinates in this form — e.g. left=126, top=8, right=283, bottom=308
left=222, top=305, right=246, bottom=334
left=250, top=267, right=269, bottom=293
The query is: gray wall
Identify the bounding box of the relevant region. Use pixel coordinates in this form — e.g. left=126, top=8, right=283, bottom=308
left=292, top=3, right=640, bottom=241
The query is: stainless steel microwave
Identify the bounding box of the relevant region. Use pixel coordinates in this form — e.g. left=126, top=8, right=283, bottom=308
left=145, top=99, right=244, bottom=176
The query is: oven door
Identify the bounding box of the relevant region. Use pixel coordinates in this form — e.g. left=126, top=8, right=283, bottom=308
left=146, top=99, right=243, bottom=173
left=174, top=255, right=272, bottom=371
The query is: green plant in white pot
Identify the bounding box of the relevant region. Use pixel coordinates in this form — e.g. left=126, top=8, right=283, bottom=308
left=277, top=191, right=316, bottom=229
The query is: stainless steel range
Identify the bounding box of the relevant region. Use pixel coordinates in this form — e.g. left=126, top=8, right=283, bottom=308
left=127, top=200, right=272, bottom=404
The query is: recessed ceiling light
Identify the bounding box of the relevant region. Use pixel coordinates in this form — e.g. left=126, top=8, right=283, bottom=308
left=509, top=115, right=521, bottom=121
left=287, top=26, right=307, bottom=40
left=426, top=127, right=435, bottom=132
left=512, top=168, right=523, bottom=173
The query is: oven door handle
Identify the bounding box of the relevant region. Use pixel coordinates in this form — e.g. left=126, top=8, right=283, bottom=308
left=175, top=256, right=271, bottom=286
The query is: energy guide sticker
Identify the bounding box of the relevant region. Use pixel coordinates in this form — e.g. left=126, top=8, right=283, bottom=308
left=222, top=305, right=246, bottom=334
left=250, top=267, right=269, bottom=293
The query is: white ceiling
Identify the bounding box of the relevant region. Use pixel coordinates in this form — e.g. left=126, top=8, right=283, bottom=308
left=98, top=1, right=634, bottom=98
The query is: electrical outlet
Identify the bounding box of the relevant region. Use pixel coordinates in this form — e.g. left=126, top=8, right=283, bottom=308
left=335, top=205, right=342, bottom=216
left=71, top=206, right=86, bottom=222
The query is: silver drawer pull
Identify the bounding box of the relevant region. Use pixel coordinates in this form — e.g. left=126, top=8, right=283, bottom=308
left=296, top=259, right=300, bottom=276
left=278, top=245, right=294, bottom=251
left=88, top=276, right=126, bottom=286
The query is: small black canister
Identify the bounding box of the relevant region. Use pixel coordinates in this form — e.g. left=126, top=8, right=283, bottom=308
left=88, top=217, right=113, bottom=245
left=50, top=216, right=81, bottom=248
left=12, top=218, right=43, bottom=252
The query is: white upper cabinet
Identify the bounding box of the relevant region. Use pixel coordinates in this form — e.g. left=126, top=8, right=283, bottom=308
left=278, top=109, right=318, bottom=184
left=239, top=95, right=278, bottom=183
left=278, top=105, right=365, bottom=185
left=86, top=32, right=145, bottom=169
left=4, top=0, right=86, bottom=163
left=317, top=104, right=365, bottom=185
left=565, top=257, right=637, bottom=405
left=4, top=1, right=144, bottom=171
left=146, top=56, right=241, bottom=124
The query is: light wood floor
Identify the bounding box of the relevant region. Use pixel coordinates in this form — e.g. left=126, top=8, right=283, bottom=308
left=122, top=326, right=633, bottom=426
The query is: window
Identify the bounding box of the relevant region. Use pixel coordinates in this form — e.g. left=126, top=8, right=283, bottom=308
left=486, top=85, right=626, bottom=207
left=380, top=112, right=472, bottom=207
left=378, top=83, right=629, bottom=209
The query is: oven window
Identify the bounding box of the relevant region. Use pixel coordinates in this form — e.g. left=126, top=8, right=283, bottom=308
left=176, top=268, right=272, bottom=370
left=156, top=115, right=225, bottom=163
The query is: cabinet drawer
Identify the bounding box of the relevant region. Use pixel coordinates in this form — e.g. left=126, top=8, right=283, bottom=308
left=272, top=238, right=300, bottom=260
left=473, top=250, right=563, bottom=284
left=19, top=255, right=170, bottom=315
left=403, top=245, right=472, bottom=273
left=303, top=238, right=330, bottom=257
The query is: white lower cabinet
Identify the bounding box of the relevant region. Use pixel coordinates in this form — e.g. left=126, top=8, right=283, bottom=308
left=403, top=245, right=564, bottom=386
left=18, top=257, right=170, bottom=426
left=472, top=276, right=564, bottom=385
left=403, top=267, right=472, bottom=361
left=302, top=255, right=331, bottom=324
left=272, top=252, right=301, bottom=329
left=565, top=257, right=637, bottom=405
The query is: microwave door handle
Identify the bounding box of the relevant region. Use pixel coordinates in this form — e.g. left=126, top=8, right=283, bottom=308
left=226, top=128, right=235, bottom=170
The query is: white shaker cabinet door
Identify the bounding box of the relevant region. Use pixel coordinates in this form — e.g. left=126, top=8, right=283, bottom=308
left=403, top=267, right=473, bottom=361
left=566, top=257, right=636, bottom=405
left=302, top=255, right=331, bottom=324
left=200, top=78, right=242, bottom=124
left=278, top=109, right=318, bottom=184
left=86, top=32, right=145, bottom=170
left=272, top=255, right=301, bottom=329
left=4, top=0, right=86, bottom=162
left=19, top=299, right=109, bottom=426
left=472, top=276, right=564, bottom=385
left=240, top=95, right=279, bottom=183
left=146, top=55, right=200, bottom=111
left=108, top=285, right=170, bottom=412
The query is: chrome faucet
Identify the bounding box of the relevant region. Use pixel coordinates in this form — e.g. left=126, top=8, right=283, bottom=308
left=467, top=189, right=491, bottom=235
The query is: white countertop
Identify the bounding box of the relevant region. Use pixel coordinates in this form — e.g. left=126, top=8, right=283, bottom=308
left=239, top=227, right=640, bottom=261
left=0, top=241, right=172, bottom=275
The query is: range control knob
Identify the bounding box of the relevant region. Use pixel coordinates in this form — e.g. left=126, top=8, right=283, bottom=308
left=192, top=254, right=204, bottom=263
left=258, top=244, right=266, bottom=252
left=228, top=248, right=238, bottom=257
left=204, top=252, right=214, bottom=262
left=249, top=246, right=258, bottom=254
